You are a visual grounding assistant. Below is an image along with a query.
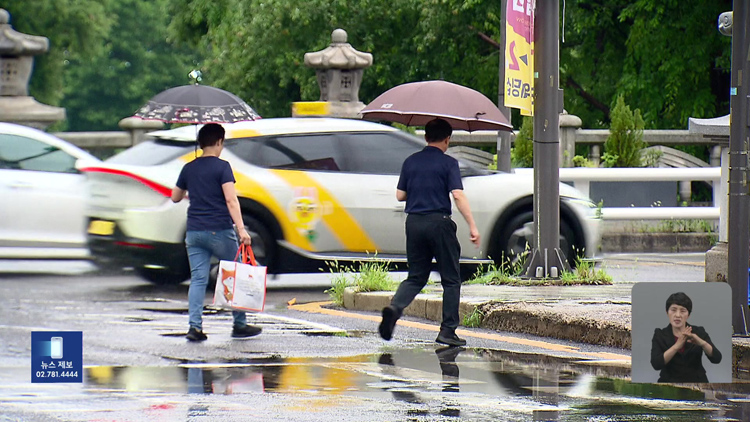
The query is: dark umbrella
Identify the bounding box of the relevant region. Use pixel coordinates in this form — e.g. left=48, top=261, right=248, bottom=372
left=134, top=84, right=261, bottom=124
left=360, top=80, right=512, bottom=132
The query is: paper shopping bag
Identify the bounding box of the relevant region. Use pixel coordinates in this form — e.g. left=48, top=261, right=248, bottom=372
left=213, top=245, right=266, bottom=312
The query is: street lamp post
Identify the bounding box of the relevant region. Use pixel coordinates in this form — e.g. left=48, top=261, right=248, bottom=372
left=525, top=0, right=569, bottom=278
left=725, top=1, right=750, bottom=335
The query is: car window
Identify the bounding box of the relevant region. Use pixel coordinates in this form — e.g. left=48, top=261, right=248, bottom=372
left=0, top=134, right=77, bottom=173
left=107, top=139, right=193, bottom=165
left=224, top=137, right=260, bottom=166
left=248, top=134, right=345, bottom=172
left=339, top=132, right=423, bottom=175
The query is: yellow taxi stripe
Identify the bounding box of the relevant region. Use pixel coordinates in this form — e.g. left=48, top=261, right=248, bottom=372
left=291, top=301, right=631, bottom=363
left=227, top=129, right=261, bottom=139
left=233, top=172, right=313, bottom=250
left=270, top=170, right=378, bottom=251
left=177, top=153, right=313, bottom=250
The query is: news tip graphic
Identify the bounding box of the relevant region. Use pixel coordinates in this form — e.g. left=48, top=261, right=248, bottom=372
left=31, top=331, right=83, bottom=383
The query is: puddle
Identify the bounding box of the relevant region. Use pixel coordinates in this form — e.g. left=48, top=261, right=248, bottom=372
left=81, top=347, right=750, bottom=420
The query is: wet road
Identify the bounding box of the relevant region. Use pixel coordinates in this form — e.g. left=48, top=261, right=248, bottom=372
left=2, top=254, right=750, bottom=421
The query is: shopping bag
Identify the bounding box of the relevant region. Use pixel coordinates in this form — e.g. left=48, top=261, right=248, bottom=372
left=213, top=244, right=266, bottom=312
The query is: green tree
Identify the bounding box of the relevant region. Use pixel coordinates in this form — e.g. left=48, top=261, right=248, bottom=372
left=62, top=0, right=202, bottom=131
left=561, top=0, right=731, bottom=129
left=603, top=95, right=646, bottom=167
left=166, top=0, right=731, bottom=131
left=166, top=0, right=504, bottom=118
left=511, top=116, right=533, bottom=168
left=4, top=0, right=113, bottom=107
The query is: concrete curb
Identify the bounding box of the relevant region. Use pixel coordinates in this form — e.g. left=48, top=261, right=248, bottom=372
left=479, top=303, right=631, bottom=349
left=343, top=287, right=750, bottom=374
left=344, top=288, right=631, bottom=347
left=601, top=232, right=714, bottom=253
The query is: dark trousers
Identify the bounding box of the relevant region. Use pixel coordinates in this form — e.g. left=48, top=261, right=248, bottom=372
left=391, top=213, right=462, bottom=331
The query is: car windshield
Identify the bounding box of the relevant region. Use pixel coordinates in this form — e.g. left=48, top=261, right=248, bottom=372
left=106, top=139, right=193, bottom=165
left=458, top=159, right=493, bottom=177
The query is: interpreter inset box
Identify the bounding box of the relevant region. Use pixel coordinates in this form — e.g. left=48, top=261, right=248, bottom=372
left=31, top=331, right=83, bottom=383
left=631, top=283, right=731, bottom=384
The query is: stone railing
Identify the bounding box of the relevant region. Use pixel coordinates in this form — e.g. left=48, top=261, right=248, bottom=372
left=54, top=117, right=163, bottom=159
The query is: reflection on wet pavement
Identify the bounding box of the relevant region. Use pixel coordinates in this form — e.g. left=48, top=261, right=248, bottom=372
left=82, top=347, right=750, bottom=421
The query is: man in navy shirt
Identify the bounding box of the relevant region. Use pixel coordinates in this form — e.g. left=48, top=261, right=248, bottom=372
left=379, top=118, right=480, bottom=347
left=171, top=123, right=262, bottom=342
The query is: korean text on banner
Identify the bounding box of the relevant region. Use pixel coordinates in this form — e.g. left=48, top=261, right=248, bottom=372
left=505, top=0, right=535, bottom=116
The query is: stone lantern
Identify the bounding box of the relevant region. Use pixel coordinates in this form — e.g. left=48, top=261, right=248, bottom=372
left=0, top=9, right=65, bottom=129
left=302, top=28, right=373, bottom=118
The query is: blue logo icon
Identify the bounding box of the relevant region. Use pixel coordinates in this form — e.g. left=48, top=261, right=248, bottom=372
left=31, top=331, right=82, bottom=383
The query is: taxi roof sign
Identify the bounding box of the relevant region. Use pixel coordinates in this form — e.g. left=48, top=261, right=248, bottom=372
left=292, top=102, right=330, bottom=116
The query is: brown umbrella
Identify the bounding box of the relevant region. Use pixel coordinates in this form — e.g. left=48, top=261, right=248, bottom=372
left=360, top=80, right=512, bottom=132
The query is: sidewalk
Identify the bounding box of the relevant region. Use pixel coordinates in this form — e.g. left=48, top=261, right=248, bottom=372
left=342, top=256, right=750, bottom=373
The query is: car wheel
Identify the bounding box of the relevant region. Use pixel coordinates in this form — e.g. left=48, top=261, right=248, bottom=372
left=490, top=211, right=579, bottom=270
left=205, top=216, right=276, bottom=287
left=242, top=214, right=276, bottom=268
left=135, top=267, right=190, bottom=285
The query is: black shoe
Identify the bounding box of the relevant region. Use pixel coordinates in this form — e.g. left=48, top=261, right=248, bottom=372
left=232, top=324, right=262, bottom=338
left=378, top=353, right=395, bottom=366
left=435, top=346, right=464, bottom=362
left=379, top=305, right=399, bottom=341
left=436, top=331, right=466, bottom=347
left=186, top=327, right=207, bottom=342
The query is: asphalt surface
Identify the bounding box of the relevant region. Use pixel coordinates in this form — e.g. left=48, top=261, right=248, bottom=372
left=5, top=253, right=750, bottom=421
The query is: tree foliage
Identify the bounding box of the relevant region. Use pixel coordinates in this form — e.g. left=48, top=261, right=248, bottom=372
left=62, top=0, right=202, bottom=131
left=165, top=0, right=731, bottom=129
left=6, top=0, right=201, bottom=131
left=511, top=116, right=533, bottom=168
left=166, top=0, right=504, bottom=118
left=4, top=0, right=113, bottom=107
left=14, top=0, right=734, bottom=131
left=561, top=0, right=732, bottom=128
left=603, top=95, right=646, bottom=167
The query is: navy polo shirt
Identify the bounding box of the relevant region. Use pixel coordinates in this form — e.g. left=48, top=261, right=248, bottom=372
left=397, top=146, right=463, bottom=215
left=175, top=156, right=235, bottom=231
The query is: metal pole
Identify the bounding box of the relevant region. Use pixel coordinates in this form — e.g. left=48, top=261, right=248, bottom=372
left=728, top=0, right=750, bottom=335
left=497, top=0, right=513, bottom=173
left=525, top=0, right=569, bottom=278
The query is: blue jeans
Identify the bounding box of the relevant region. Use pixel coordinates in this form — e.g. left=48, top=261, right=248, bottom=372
left=185, top=229, right=247, bottom=330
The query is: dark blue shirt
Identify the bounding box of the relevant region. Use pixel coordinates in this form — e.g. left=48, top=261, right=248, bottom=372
left=397, top=146, right=463, bottom=215
left=176, top=156, right=235, bottom=231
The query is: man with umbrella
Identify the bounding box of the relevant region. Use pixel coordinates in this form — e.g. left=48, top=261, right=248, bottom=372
left=378, top=118, right=480, bottom=347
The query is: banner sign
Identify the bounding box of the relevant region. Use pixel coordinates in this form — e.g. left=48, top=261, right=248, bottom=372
left=505, top=0, right=535, bottom=116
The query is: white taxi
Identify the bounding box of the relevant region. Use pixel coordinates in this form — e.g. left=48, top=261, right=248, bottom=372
left=79, top=118, right=601, bottom=284
left=0, top=123, right=98, bottom=259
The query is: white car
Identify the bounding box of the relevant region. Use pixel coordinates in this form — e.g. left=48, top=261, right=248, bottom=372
left=0, top=122, right=99, bottom=259
left=79, top=118, right=601, bottom=284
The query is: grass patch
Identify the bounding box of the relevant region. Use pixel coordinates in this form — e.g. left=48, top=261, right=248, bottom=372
left=466, top=254, right=613, bottom=286
left=559, top=257, right=613, bottom=285
left=462, top=307, right=484, bottom=328
left=325, top=259, right=397, bottom=305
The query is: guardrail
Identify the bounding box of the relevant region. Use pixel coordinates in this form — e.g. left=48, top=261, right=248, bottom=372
left=515, top=167, right=722, bottom=221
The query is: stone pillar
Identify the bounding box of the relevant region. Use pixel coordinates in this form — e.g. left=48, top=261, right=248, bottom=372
left=118, top=116, right=164, bottom=145
left=302, top=29, right=373, bottom=118
left=0, top=9, right=65, bottom=129
left=589, top=144, right=601, bottom=167
left=559, top=111, right=581, bottom=167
